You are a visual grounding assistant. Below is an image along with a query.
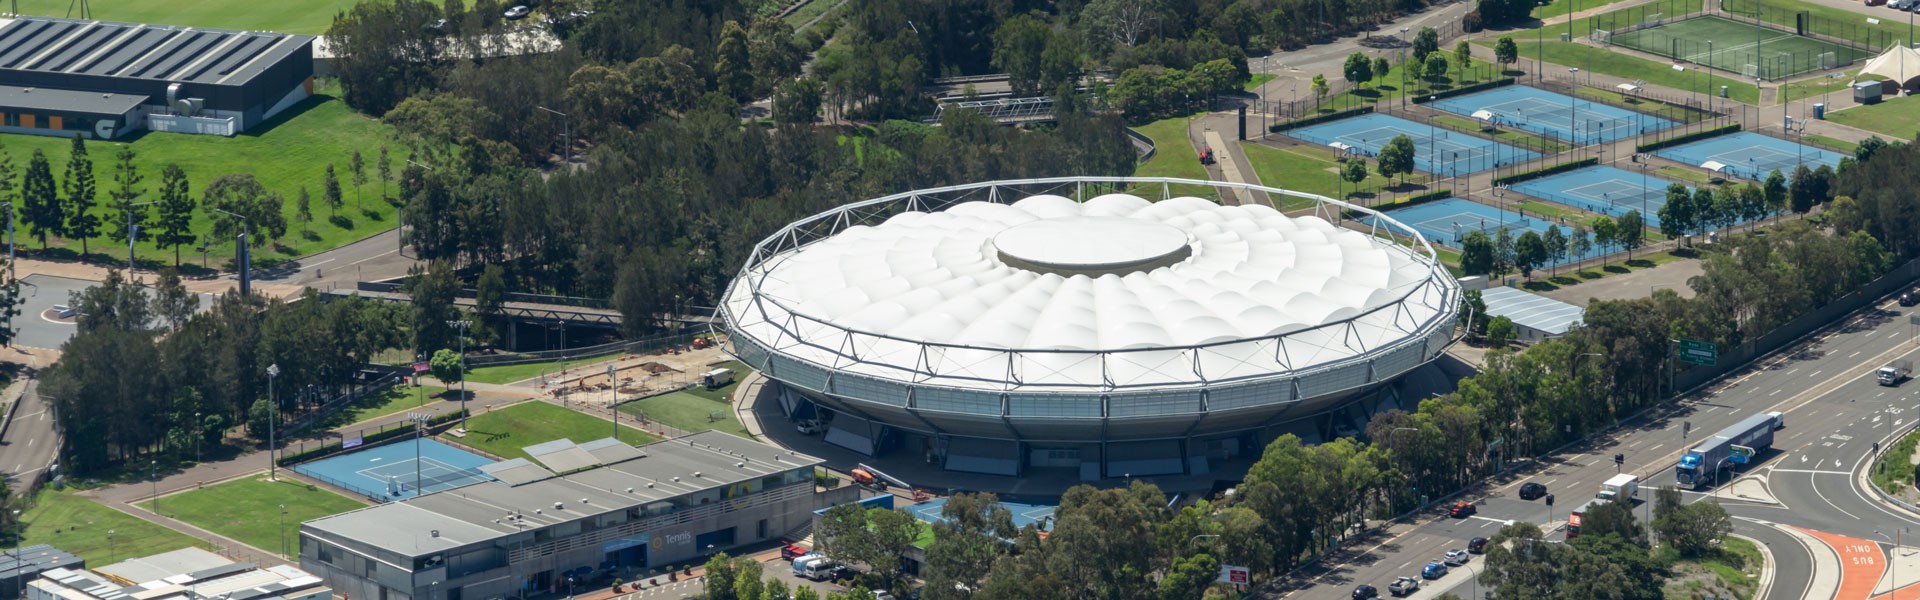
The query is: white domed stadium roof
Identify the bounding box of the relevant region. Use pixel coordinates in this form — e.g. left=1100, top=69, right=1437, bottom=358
left=723, top=182, right=1456, bottom=393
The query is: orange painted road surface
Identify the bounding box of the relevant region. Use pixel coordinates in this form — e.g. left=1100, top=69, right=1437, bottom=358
left=1798, top=526, right=1917, bottom=600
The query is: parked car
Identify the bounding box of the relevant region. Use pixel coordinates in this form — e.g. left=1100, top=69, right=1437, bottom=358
left=504, top=5, right=532, bottom=19
left=1519, top=482, right=1548, bottom=500
left=796, top=420, right=824, bottom=434
left=1422, top=562, right=1449, bottom=579
left=1468, top=537, right=1489, bottom=554
left=1444, top=549, right=1470, bottom=566
left=1352, top=584, right=1380, bottom=599
left=1388, top=576, right=1420, bottom=596
left=1901, top=291, right=1917, bottom=307
left=1449, top=501, right=1476, bottom=518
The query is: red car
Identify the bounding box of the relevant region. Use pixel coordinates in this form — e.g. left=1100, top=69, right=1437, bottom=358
left=781, top=544, right=808, bottom=560
left=1448, top=502, right=1476, bottom=518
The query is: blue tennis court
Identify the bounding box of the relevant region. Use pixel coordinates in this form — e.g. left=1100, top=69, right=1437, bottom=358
left=1368, top=198, right=1598, bottom=265
left=1287, top=113, right=1538, bottom=177
left=907, top=498, right=1056, bottom=533
left=1428, top=85, right=1676, bottom=145
left=1652, top=132, right=1844, bottom=181
left=1508, top=166, right=1695, bottom=228
left=293, top=438, right=497, bottom=501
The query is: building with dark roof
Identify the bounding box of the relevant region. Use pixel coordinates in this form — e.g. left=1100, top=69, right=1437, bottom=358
left=27, top=548, right=328, bottom=600
left=0, top=545, right=82, bottom=598
left=0, top=16, right=314, bottom=139
left=299, top=432, right=860, bottom=600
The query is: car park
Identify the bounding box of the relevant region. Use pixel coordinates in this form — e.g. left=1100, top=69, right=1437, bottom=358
left=1422, top=562, right=1449, bottom=579
left=1352, top=584, right=1380, bottom=599
left=1388, top=576, right=1420, bottom=596
left=1519, top=482, right=1548, bottom=500
left=1445, top=549, right=1470, bottom=566
left=1468, top=537, right=1489, bottom=554
left=1449, top=501, right=1476, bottom=518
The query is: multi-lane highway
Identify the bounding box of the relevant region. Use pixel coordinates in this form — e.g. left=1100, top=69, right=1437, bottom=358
left=1278, top=296, right=1920, bottom=599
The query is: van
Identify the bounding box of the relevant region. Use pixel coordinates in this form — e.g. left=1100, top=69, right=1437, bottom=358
left=791, top=554, right=823, bottom=576
left=802, top=559, right=840, bottom=580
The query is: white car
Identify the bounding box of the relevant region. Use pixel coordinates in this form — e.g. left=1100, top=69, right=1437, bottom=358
left=796, top=420, right=823, bottom=435
left=1444, top=549, right=1470, bottom=566
left=1388, top=576, right=1420, bottom=596
left=504, top=5, right=531, bottom=19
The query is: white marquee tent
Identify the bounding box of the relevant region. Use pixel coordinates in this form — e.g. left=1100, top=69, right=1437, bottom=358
left=1859, top=45, right=1920, bottom=91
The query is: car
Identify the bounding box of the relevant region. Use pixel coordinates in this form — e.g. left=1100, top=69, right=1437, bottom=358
left=1421, top=562, right=1449, bottom=579
left=1902, top=292, right=1918, bottom=307
left=1519, top=482, right=1548, bottom=500
left=873, top=592, right=894, bottom=600
left=1468, top=536, right=1489, bottom=554
left=1444, top=549, right=1470, bottom=566
left=504, top=5, right=531, bottom=19
left=780, top=544, right=808, bottom=560
left=426, top=18, right=448, bottom=31
left=1449, top=501, right=1476, bottom=518
left=1388, top=576, right=1420, bottom=596
left=1351, top=584, right=1380, bottom=599
left=796, top=420, right=823, bottom=434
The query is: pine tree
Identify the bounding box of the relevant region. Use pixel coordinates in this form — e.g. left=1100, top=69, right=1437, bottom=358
left=107, top=145, right=146, bottom=252
left=378, top=145, right=392, bottom=202
left=349, top=150, right=366, bottom=210
left=20, top=150, right=60, bottom=250
left=153, top=164, right=196, bottom=267
left=63, top=135, right=99, bottom=257
left=323, top=164, right=344, bottom=218
left=296, top=186, right=313, bottom=251
left=0, top=141, right=17, bottom=242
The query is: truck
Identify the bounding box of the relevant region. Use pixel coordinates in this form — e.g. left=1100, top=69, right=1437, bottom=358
left=1674, top=411, right=1783, bottom=491
left=703, top=367, right=735, bottom=389
left=1565, top=498, right=1611, bottom=539
left=1598, top=474, right=1639, bottom=502
left=1880, top=360, right=1911, bottom=386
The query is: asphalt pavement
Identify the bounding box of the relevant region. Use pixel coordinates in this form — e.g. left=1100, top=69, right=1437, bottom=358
left=0, top=380, right=57, bottom=495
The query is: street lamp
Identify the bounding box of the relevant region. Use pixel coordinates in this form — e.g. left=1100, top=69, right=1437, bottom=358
left=193, top=411, right=202, bottom=463
left=1877, top=528, right=1905, bottom=594
left=209, top=207, right=252, bottom=296
left=107, top=530, right=114, bottom=563
left=149, top=460, right=159, bottom=516
left=535, top=106, right=572, bottom=164
left=448, top=320, right=472, bottom=430
left=266, top=363, right=280, bottom=481
left=280, top=504, right=288, bottom=557
left=1460, top=561, right=1480, bottom=599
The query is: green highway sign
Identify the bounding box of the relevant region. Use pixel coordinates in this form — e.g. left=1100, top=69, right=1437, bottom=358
left=1730, top=444, right=1754, bottom=464
left=1678, top=339, right=1717, bottom=366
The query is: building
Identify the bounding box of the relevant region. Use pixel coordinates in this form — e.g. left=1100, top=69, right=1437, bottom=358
left=0, top=16, right=315, bottom=139
left=1477, top=286, right=1584, bottom=343
left=27, top=548, right=328, bottom=600
left=300, top=432, right=857, bottom=600
left=720, top=177, right=1461, bottom=480
left=0, top=545, right=82, bottom=599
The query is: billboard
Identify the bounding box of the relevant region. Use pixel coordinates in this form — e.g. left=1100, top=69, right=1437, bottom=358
left=1216, top=565, right=1251, bottom=585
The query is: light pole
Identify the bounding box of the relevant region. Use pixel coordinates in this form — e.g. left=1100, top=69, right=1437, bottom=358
left=0, top=200, right=14, bottom=283
left=1461, top=562, right=1480, bottom=599
left=1876, top=528, right=1904, bottom=592
left=107, top=530, right=115, bottom=563
left=6, top=509, right=18, bottom=599
left=209, top=207, right=251, bottom=296
left=149, top=460, right=158, bottom=516
left=279, top=504, right=287, bottom=557
left=266, top=363, right=280, bottom=481
left=535, top=106, right=572, bottom=164
left=124, top=200, right=156, bottom=280
left=193, top=411, right=202, bottom=463
left=448, top=319, right=472, bottom=429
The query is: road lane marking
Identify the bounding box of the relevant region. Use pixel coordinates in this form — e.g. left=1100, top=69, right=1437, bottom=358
left=1771, top=388, right=1783, bottom=396
left=1801, top=527, right=1884, bottom=600
left=1855, top=351, right=1865, bottom=358
left=1650, top=444, right=1663, bottom=451
left=1812, top=475, right=1862, bottom=521
left=1771, top=469, right=1852, bottom=475
left=1811, top=370, right=1823, bottom=378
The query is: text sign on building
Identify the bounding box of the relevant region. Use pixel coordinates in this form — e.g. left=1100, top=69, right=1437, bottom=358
left=1678, top=339, right=1717, bottom=366
left=1216, top=565, right=1250, bottom=585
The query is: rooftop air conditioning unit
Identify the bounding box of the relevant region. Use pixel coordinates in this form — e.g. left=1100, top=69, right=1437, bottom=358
left=166, top=83, right=203, bottom=116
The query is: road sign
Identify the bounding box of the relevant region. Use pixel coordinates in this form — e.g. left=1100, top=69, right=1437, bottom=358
left=1217, top=565, right=1251, bottom=585
left=1730, top=444, right=1754, bottom=464
left=1678, top=339, right=1717, bottom=365
left=413, top=362, right=430, bottom=373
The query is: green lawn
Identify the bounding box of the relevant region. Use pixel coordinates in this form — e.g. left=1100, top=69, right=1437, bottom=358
left=1656, top=165, right=1714, bottom=184
left=1239, top=142, right=1409, bottom=208
left=457, top=401, right=659, bottom=461
left=1532, top=0, right=1640, bottom=20
left=139, top=477, right=365, bottom=558
left=319, top=384, right=450, bottom=429
left=22, top=490, right=209, bottom=564
left=1571, top=87, right=1713, bottom=123
left=1321, top=57, right=1504, bottom=110
left=467, top=352, right=625, bottom=385
left=1801, top=134, right=1859, bottom=154
left=1827, top=93, right=1920, bottom=140
left=1494, top=40, right=1761, bottom=104
left=1244, top=73, right=1278, bottom=92
left=679, top=361, right=749, bottom=402
left=619, top=390, right=751, bottom=438
left=1662, top=536, right=1763, bottom=600
left=1, top=82, right=402, bottom=271
left=1129, top=116, right=1220, bottom=200
left=8, top=0, right=356, bottom=33
left=1516, top=199, right=1586, bottom=222
left=1781, top=70, right=1859, bottom=103
left=784, top=0, right=840, bottom=29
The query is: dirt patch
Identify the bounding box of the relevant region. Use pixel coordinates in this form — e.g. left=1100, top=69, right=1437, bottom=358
left=639, top=362, right=680, bottom=374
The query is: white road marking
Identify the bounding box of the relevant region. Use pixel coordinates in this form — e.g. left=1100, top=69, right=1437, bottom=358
left=1771, top=388, right=1783, bottom=396
left=1852, top=351, right=1864, bottom=358
left=1810, top=474, right=1860, bottom=521
left=1787, top=369, right=1801, bottom=376
left=1771, top=469, right=1852, bottom=475
left=1650, top=444, right=1664, bottom=451
left=1810, top=370, right=1822, bottom=378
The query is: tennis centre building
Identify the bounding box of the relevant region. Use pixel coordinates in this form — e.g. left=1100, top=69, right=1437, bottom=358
left=0, top=15, right=315, bottom=139
left=298, top=432, right=858, bottom=600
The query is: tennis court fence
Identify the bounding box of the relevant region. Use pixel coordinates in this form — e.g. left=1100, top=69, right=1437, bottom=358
left=1585, top=0, right=1708, bottom=38
left=1719, top=0, right=1896, bottom=54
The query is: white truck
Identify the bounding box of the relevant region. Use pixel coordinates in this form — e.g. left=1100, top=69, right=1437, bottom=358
left=1598, top=473, right=1640, bottom=502
left=1880, top=360, right=1912, bottom=386
left=703, top=367, right=735, bottom=389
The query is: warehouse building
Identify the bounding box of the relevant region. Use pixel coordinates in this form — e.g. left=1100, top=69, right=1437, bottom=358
left=299, top=432, right=857, bottom=600
left=27, top=548, right=328, bottom=600
left=0, top=16, right=315, bottom=139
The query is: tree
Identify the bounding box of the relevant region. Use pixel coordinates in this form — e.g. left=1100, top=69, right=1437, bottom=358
left=151, top=268, right=197, bottom=331
left=0, top=142, right=15, bottom=237
left=405, top=261, right=460, bottom=356
left=1659, top=501, right=1732, bottom=556
left=378, top=145, right=393, bottom=201
left=1340, top=158, right=1369, bottom=197
left=1487, top=316, right=1516, bottom=346
left=296, top=186, right=314, bottom=243
left=350, top=150, right=368, bottom=210
left=992, top=15, right=1053, bottom=95
left=106, top=145, right=145, bottom=254
left=1693, top=187, right=1719, bottom=232
left=430, top=347, right=464, bottom=385
left=1651, top=485, right=1683, bottom=524
left=747, top=16, right=803, bottom=96
left=1789, top=164, right=1816, bottom=213
left=70, top=268, right=152, bottom=334
left=1580, top=499, right=1646, bottom=545
left=1461, top=288, right=1491, bottom=334
left=1763, top=169, right=1788, bottom=218
left=1413, top=26, right=1439, bottom=60
left=1493, top=226, right=1516, bottom=278
left=1515, top=230, right=1547, bottom=278
left=63, top=135, right=99, bottom=256
left=1157, top=554, right=1220, bottom=600
left=474, top=263, right=507, bottom=345
left=1710, top=186, right=1741, bottom=232
left=1374, top=56, right=1392, bottom=88
left=1570, top=227, right=1592, bottom=265
left=1543, top=225, right=1568, bottom=276
left=1615, top=210, right=1645, bottom=260
left=1082, top=0, right=1163, bottom=48
left=1378, top=134, right=1417, bottom=184
left=323, top=164, right=344, bottom=219
left=1494, top=37, right=1520, bottom=67
left=1738, top=183, right=1766, bottom=231
left=865, top=508, right=920, bottom=585
left=203, top=174, right=288, bottom=245
left=703, top=553, right=741, bottom=600
left=1857, top=136, right=1888, bottom=163
left=1454, top=40, right=1473, bottom=81
left=1310, top=74, right=1329, bottom=110
left=153, top=165, right=195, bottom=267
left=1343, top=52, right=1374, bottom=88
left=772, top=77, right=825, bottom=125
left=1423, top=54, right=1450, bottom=83
left=1811, top=164, right=1837, bottom=205
left=20, top=149, right=60, bottom=249
left=715, top=20, right=755, bottom=102
left=1460, top=230, right=1495, bottom=275
left=1657, top=183, right=1695, bottom=243
left=1591, top=216, right=1617, bottom=267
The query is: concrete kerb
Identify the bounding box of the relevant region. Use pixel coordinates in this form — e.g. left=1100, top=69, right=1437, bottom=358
left=0, top=378, right=32, bottom=449
left=1731, top=532, right=1775, bottom=600
left=1861, top=409, right=1920, bottom=521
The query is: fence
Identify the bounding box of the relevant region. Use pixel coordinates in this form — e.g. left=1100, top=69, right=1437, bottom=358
left=1720, top=0, right=1896, bottom=55
left=464, top=331, right=706, bottom=368
left=279, top=372, right=405, bottom=439
left=1584, top=0, right=1708, bottom=37
left=1379, top=102, right=1573, bottom=157
left=1534, top=73, right=1719, bottom=123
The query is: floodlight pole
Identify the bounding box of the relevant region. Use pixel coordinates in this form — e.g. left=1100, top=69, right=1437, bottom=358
left=448, top=320, right=472, bottom=429
left=211, top=208, right=251, bottom=296
left=536, top=106, right=571, bottom=164
left=267, top=364, right=280, bottom=480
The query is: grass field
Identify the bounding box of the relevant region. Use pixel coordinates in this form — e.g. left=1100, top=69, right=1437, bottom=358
left=619, top=390, right=751, bottom=438
left=467, top=352, right=625, bottom=385
left=0, top=81, right=401, bottom=270
left=1570, top=87, right=1713, bottom=123
left=1244, top=73, right=1278, bottom=92
left=784, top=0, right=841, bottom=29
left=6, top=0, right=357, bottom=33
left=1533, top=0, right=1640, bottom=20
left=139, top=477, right=365, bottom=558
left=1782, top=69, right=1859, bottom=102
left=1611, top=16, right=1866, bottom=80
left=1496, top=40, right=1762, bottom=104
left=1129, top=116, right=1221, bottom=200
left=1240, top=142, right=1404, bottom=207
left=23, top=490, right=208, bottom=564
left=1656, top=165, right=1715, bottom=184
left=1319, top=57, right=1504, bottom=110
left=1430, top=114, right=1572, bottom=153
left=1827, top=93, right=1920, bottom=140
left=1723, top=0, right=1911, bottom=49
left=319, top=384, right=451, bottom=429
left=1800, top=134, right=1858, bottom=154
left=458, top=401, right=658, bottom=461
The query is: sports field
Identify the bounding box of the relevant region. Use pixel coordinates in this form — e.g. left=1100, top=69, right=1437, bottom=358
left=1610, top=16, right=1870, bottom=80
left=6, top=0, right=356, bottom=34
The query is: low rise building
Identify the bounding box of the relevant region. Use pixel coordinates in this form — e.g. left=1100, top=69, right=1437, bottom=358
left=27, top=548, right=327, bottom=600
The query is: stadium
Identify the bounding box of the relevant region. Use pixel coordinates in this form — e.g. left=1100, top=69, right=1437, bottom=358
left=719, top=177, right=1461, bottom=480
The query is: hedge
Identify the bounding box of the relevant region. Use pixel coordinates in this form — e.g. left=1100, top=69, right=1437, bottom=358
left=1635, top=123, right=1742, bottom=153
left=1346, top=189, right=1453, bottom=219
left=1410, top=78, right=1517, bottom=104
left=1491, top=157, right=1599, bottom=186
left=1270, top=105, right=1374, bottom=133
left=277, top=409, right=470, bottom=467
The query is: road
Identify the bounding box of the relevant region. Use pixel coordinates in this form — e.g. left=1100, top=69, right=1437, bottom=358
left=0, top=380, right=57, bottom=495
left=260, top=228, right=416, bottom=291
left=1275, top=291, right=1920, bottom=599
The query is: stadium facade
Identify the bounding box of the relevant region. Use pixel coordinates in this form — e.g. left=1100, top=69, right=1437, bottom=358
left=720, top=177, right=1462, bottom=480
left=0, top=16, right=314, bottom=139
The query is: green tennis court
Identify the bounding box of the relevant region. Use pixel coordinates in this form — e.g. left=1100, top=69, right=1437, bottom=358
left=1608, top=16, right=1869, bottom=80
